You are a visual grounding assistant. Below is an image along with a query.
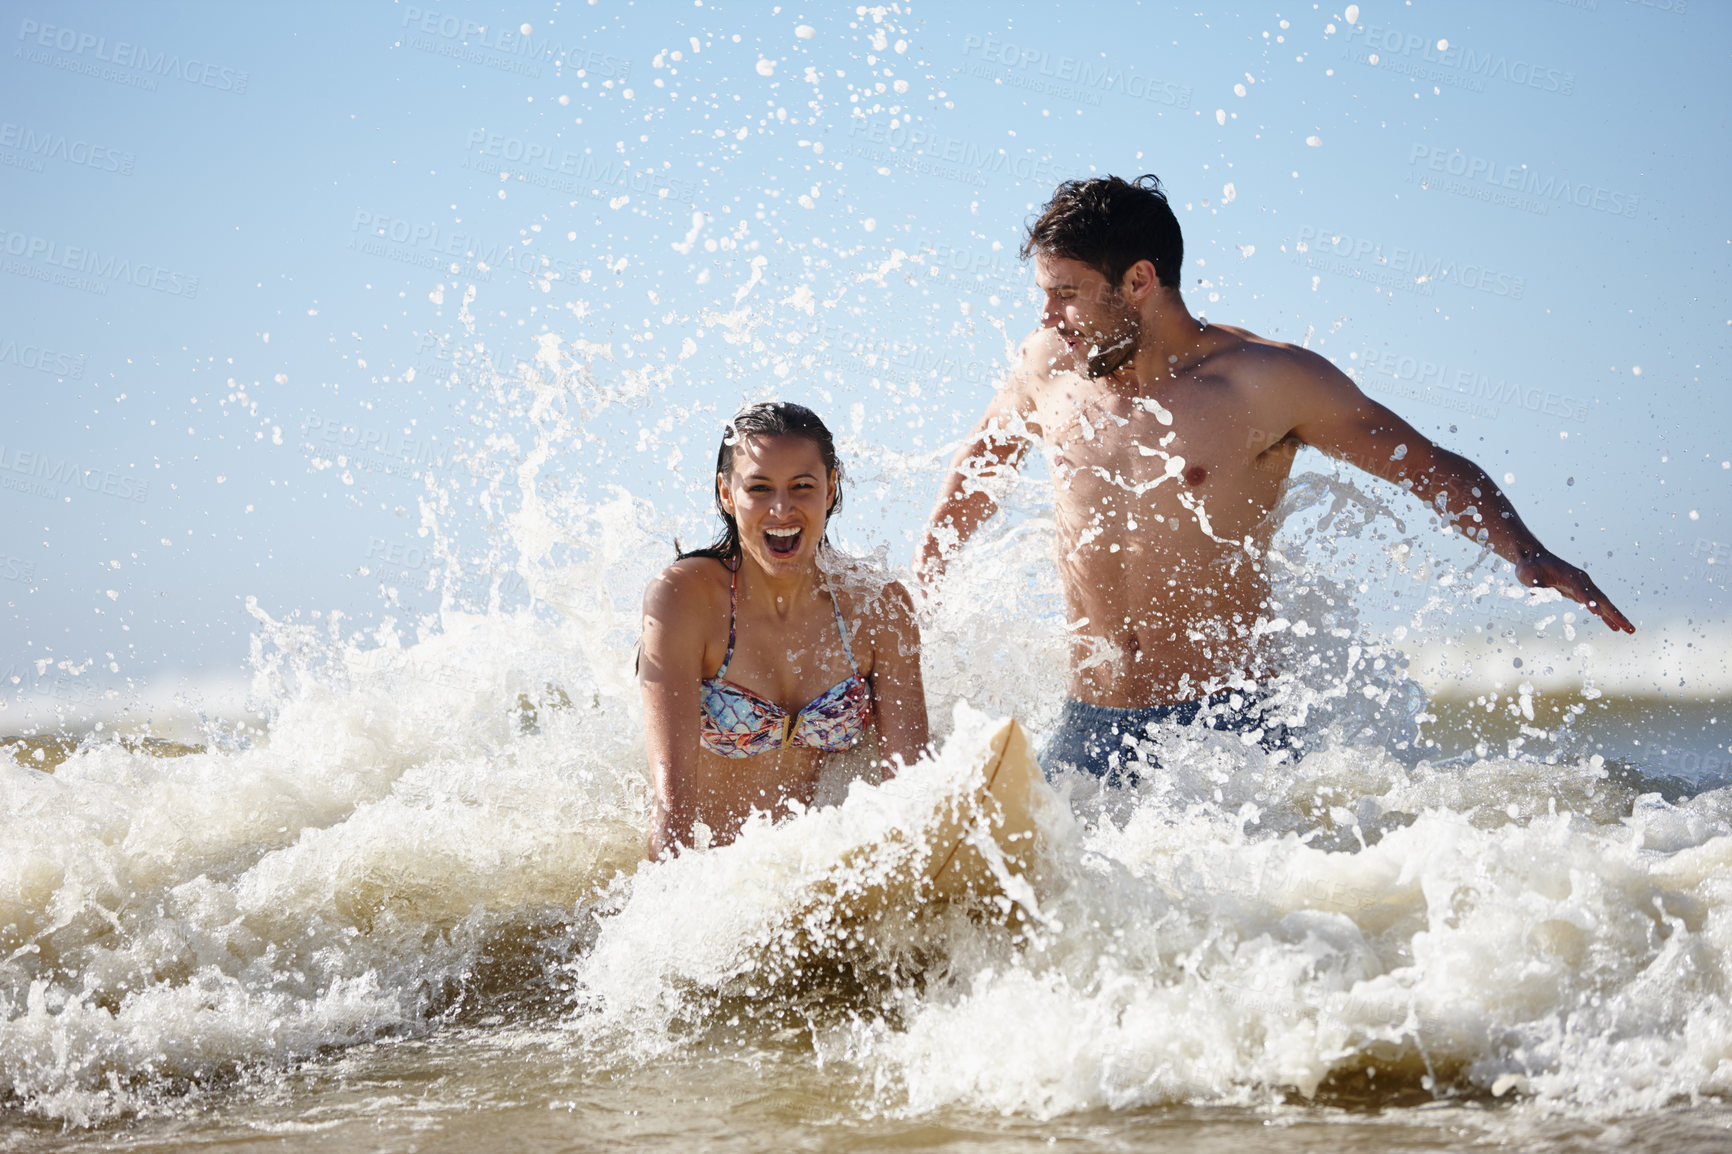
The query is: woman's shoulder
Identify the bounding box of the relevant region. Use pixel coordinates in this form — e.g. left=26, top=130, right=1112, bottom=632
left=644, top=554, right=732, bottom=612
left=822, top=550, right=916, bottom=626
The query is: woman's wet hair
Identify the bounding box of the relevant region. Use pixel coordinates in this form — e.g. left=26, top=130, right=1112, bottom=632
left=679, top=401, right=844, bottom=565
left=1021, top=173, right=1184, bottom=291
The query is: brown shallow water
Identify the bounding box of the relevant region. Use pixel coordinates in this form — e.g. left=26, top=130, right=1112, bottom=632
left=6, top=694, right=1731, bottom=1152
left=1421, top=693, right=1728, bottom=787
left=4, top=1026, right=1729, bottom=1154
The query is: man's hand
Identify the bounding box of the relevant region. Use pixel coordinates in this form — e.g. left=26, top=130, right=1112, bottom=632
left=1515, top=552, right=1635, bottom=633
left=915, top=421, right=1032, bottom=604
left=912, top=530, right=948, bottom=592
left=913, top=518, right=971, bottom=599
left=914, top=345, right=1042, bottom=604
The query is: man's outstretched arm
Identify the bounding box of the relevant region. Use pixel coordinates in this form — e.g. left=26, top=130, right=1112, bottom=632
left=914, top=401, right=1031, bottom=589
left=1285, top=353, right=1634, bottom=633
left=915, top=336, right=1052, bottom=588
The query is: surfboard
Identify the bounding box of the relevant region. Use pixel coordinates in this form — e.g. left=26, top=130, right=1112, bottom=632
left=655, top=714, right=1054, bottom=939
left=692, top=715, right=1055, bottom=976
left=920, top=716, right=1046, bottom=900
left=811, top=715, right=1052, bottom=915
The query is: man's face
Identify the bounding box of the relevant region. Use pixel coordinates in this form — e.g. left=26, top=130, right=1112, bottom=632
left=1034, top=253, right=1139, bottom=378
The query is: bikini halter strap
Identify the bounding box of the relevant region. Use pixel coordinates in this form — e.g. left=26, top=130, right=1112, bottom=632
left=714, top=564, right=739, bottom=680
left=714, top=563, right=857, bottom=680
left=828, top=582, right=859, bottom=670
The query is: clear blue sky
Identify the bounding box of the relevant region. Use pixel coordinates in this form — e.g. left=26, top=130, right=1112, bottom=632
left=3, top=0, right=1728, bottom=711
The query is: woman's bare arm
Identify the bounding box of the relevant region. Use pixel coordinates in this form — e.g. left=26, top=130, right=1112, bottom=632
left=639, top=563, right=717, bottom=857
left=864, top=580, right=930, bottom=777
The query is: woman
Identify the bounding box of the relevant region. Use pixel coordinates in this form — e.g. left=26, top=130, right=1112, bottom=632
left=639, top=402, right=929, bottom=857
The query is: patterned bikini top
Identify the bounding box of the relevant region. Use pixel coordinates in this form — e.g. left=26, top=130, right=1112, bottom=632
left=699, top=568, right=872, bottom=759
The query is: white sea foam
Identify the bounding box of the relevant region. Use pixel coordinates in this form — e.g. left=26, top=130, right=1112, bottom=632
left=5, top=316, right=1730, bottom=1131
left=7, top=523, right=1732, bottom=1128
left=553, top=688, right=1732, bottom=1120
left=1, top=604, right=648, bottom=1125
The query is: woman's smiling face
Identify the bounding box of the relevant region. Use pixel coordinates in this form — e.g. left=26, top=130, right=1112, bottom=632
left=718, top=434, right=835, bottom=574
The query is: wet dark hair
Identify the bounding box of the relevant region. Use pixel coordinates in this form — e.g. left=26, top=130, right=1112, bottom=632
left=1020, top=174, right=1184, bottom=291
left=678, top=401, right=844, bottom=565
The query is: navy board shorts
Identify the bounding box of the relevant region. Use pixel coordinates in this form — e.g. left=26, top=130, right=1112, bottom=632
left=1041, top=688, right=1301, bottom=787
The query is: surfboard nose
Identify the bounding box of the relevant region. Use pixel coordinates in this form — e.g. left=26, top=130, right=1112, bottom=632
left=926, top=717, right=1047, bottom=900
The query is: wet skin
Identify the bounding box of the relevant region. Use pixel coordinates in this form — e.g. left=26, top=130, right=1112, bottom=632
left=917, top=254, right=1633, bottom=709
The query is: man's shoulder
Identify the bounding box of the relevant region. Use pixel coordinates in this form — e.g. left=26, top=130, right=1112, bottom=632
left=964, top=328, right=1069, bottom=430
left=1201, top=325, right=1320, bottom=368
left=1010, top=327, right=1070, bottom=390
left=1195, top=325, right=1344, bottom=390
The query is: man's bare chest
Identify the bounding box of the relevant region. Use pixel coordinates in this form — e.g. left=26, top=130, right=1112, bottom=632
left=1034, top=383, right=1299, bottom=546
left=1039, top=392, right=1249, bottom=491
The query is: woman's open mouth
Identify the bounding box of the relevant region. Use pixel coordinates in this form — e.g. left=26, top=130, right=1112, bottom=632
left=765, top=526, right=802, bottom=556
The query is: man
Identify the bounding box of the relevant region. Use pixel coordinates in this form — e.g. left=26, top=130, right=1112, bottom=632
left=914, top=175, right=1632, bottom=781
